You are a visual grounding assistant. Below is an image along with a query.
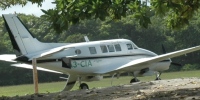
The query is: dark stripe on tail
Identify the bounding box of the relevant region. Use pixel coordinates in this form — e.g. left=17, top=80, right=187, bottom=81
left=16, top=16, right=35, bottom=38
left=2, top=15, right=21, bottom=55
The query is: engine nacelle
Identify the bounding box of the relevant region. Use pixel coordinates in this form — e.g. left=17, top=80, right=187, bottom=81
left=82, top=75, right=103, bottom=82
left=149, top=61, right=171, bottom=71
left=134, top=68, right=155, bottom=77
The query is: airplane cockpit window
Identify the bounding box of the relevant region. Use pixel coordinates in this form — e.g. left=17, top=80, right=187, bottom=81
left=75, top=49, right=81, bottom=54
left=89, top=47, right=97, bottom=54
left=126, top=44, right=133, bottom=50
left=107, top=45, right=115, bottom=52
left=132, top=43, right=138, bottom=49
left=100, top=45, right=108, bottom=53
left=114, top=44, right=121, bottom=51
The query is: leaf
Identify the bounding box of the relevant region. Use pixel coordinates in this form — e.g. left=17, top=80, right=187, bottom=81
left=41, top=9, right=48, bottom=14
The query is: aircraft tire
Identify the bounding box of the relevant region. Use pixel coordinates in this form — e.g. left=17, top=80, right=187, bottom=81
left=79, top=83, right=89, bottom=90
left=130, top=78, right=140, bottom=83
left=155, top=77, right=161, bottom=80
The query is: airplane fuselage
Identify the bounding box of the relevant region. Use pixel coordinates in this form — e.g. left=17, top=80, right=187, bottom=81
left=33, top=39, right=171, bottom=77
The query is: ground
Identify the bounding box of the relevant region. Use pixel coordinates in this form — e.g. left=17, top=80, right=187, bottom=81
left=1, top=77, right=200, bottom=100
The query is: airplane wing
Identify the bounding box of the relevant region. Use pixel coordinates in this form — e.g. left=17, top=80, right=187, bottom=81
left=0, top=54, right=63, bottom=74
left=95, top=45, right=200, bottom=74
left=0, top=47, right=76, bottom=62
left=11, top=63, right=63, bottom=74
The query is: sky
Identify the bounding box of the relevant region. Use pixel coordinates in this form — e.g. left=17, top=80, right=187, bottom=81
left=0, top=0, right=55, bottom=17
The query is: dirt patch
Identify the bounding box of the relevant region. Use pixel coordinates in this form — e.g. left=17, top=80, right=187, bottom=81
left=1, top=77, right=200, bottom=100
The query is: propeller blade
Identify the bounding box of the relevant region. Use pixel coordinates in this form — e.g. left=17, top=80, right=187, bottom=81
left=171, top=62, right=182, bottom=67
left=161, top=44, right=182, bottom=67
left=162, top=44, right=167, bottom=54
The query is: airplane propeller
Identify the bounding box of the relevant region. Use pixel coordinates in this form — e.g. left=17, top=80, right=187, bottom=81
left=171, top=62, right=182, bottom=66
left=162, top=44, right=166, bottom=54
left=161, top=44, right=182, bottom=67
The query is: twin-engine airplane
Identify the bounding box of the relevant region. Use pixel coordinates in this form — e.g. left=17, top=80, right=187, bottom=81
left=1, top=14, right=200, bottom=91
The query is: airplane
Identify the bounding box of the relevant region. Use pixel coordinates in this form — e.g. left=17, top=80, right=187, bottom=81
left=1, top=14, right=200, bottom=91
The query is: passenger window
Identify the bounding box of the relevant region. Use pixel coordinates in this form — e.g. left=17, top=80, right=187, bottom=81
left=127, top=44, right=133, bottom=50
left=89, top=47, right=97, bottom=54
left=75, top=49, right=81, bottom=54
left=107, top=45, right=115, bottom=52
left=100, top=45, right=108, bottom=53
left=114, top=44, right=121, bottom=51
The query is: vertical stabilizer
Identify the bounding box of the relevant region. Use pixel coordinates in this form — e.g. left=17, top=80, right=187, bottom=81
left=3, top=14, right=52, bottom=56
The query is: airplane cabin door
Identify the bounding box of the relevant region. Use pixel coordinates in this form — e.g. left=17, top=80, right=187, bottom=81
left=62, top=57, right=71, bottom=69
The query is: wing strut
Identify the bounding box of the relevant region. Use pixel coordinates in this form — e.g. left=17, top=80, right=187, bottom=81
left=62, top=74, right=77, bottom=91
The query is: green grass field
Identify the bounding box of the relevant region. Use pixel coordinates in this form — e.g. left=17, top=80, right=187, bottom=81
left=0, top=70, right=200, bottom=97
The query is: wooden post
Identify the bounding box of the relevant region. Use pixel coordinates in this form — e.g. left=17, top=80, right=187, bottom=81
left=32, top=58, right=38, bottom=94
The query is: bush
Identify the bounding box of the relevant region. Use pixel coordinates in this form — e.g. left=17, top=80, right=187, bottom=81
left=181, top=64, right=200, bottom=71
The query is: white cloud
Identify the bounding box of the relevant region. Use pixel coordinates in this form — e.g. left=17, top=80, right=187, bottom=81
left=0, top=0, right=55, bottom=17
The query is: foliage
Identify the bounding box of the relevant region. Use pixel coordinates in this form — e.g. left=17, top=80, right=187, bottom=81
left=181, top=64, right=200, bottom=71
left=1, top=0, right=200, bottom=32
left=41, top=0, right=200, bottom=32
left=0, top=0, right=44, bottom=10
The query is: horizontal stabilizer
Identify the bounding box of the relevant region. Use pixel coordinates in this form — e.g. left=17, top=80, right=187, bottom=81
left=11, top=63, right=63, bottom=74
left=28, top=47, right=74, bottom=60
left=0, top=54, right=17, bottom=62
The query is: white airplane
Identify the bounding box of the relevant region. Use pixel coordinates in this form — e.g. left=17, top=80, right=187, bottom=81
left=1, top=14, right=200, bottom=91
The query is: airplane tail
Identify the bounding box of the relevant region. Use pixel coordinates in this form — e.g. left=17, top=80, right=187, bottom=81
left=2, top=14, right=63, bottom=56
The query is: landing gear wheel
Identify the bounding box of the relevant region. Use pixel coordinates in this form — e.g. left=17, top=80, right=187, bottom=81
left=79, top=83, right=89, bottom=90
left=155, top=77, right=161, bottom=80
left=130, top=78, right=140, bottom=83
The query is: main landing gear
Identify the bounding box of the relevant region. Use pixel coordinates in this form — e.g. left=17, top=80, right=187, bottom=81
left=130, top=73, right=140, bottom=83
left=78, top=77, right=89, bottom=90
left=130, top=78, right=140, bottom=83
left=155, top=72, right=162, bottom=80
left=79, top=83, right=89, bottom=89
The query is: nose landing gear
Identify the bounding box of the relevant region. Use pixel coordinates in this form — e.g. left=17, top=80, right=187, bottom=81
left=130, top=77, right=140, bottom=83
left=155, top=72, right=162, bottom=80
left=130, top=72, right=140, bottom=83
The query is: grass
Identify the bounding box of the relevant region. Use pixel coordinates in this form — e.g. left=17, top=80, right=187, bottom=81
left=0, top=70, right=200, bottom=97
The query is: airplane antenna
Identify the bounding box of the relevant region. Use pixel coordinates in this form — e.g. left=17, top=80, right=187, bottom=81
left=84, top=36, right=90, bottom=42
left=117, top=34, right=120, bottom=39
left=162, top=44, right=166, bottom=54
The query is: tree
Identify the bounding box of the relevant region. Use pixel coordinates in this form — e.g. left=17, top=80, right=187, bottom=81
left=0, top=0, right=44, bottom=10
left=1, top=0, right=200, bottom=32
